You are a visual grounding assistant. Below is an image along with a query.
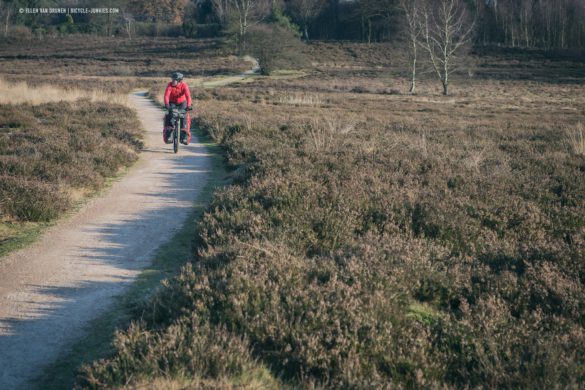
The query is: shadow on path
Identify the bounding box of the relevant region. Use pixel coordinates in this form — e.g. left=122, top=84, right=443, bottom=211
left=0, top=92, right=211, bottom=390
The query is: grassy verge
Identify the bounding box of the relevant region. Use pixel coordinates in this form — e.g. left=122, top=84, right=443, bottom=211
left=33, top=126, right=234, bottom=390
left=0, top=221, right=52, bottom=257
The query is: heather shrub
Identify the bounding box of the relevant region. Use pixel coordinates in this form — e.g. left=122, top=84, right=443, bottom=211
left=149, top=235, right=455, bottom=386
left=0, top=101, right=142, bottom=222
left=82, top=49, right=585, bottom=388
left=0, top=176, right=69, bottom=221
left=78, top=316, right=259, bottom=389
left=84, top=107, right=585, bottom=387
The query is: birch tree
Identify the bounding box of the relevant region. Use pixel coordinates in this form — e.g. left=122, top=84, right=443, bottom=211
left=211, top=0, right=231, bottom=29
left=399, top=0, right=422, bottom=93
left=287, top=0, right=326, bottom=41
left=1, top=0, right=19, bottom=38
left=354, top=0, right=397, bottom=43
left=231, top=0, right=269, bottom=55
left=122, top=14, right=134, bottom=39
left=419, top=0, right=474, bottom=95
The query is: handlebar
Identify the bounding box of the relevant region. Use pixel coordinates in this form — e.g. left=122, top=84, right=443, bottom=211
left=163, top=106, right=193, bottom=111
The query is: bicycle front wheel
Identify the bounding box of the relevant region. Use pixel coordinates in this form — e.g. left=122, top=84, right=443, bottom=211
left=173, top=124, right=179, bottom=153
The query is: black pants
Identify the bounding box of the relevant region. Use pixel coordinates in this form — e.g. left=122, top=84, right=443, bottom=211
left=165, top=101, right=187, bottom=129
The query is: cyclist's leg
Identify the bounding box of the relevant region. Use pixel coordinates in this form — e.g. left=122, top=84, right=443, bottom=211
left=179, top=101, right=191, bottom=143
left=185, top=110, right=191, bottom=143
left=178, top=101, right=187, bottom=129
left=163, top=109, right=171, bottom=143
left=163, top=103, right=177, bottom=143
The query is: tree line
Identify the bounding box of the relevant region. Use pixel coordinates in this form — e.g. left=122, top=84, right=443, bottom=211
left=307, top=0, right=585, bottom=50
left=1, top=0, right=582, bottom=95
left=477, top=0, right=585, bottom=50
left=2, top=0, right=585, bottom=50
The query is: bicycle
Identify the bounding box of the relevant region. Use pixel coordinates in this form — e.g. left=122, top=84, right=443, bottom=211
left=163, top=106, right=192, bottom=153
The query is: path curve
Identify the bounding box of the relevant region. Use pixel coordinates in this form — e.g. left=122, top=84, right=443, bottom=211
left=0, top=91, right=211, bottom=390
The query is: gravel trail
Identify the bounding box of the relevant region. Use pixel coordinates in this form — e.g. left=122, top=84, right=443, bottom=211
left=0, top=91, right=210, bottom=389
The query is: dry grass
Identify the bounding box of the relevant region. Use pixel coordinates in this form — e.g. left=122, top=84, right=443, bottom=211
left=123, top=375, right=276, bottom=390
left=565, top=122, right=585, bottom=156
left=0, top=78, right=129, bottom=106
left=277, top=92, right=324, bottom=106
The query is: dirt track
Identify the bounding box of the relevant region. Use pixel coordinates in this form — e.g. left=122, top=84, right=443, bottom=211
left=0, top=91, right=210, bottom=389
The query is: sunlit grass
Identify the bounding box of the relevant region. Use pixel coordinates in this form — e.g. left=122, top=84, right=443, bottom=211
left=565, top=122, right=585, bottom=156
left=0, top=77, right=129, bottom=106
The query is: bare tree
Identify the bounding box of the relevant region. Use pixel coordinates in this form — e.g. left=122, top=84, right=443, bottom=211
left=122, top=14, right=134, bottom=39
left=399, top=0, right=422, bottom=93
left=418, top=0, right=475, bottom=95
left=231, top=0, right=270, bottom=55
left=354, top=0, right=397, bottom=44
left=288, top=0, right=326, bottom=41
left=3, top=6, right=8, bottom=38
left=211, top=0, right=231, bottom=29
left=1, top=0, right=18, bottom=38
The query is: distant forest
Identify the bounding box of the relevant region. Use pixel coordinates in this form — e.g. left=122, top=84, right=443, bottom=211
left=1, top=0, right=585, bottom=50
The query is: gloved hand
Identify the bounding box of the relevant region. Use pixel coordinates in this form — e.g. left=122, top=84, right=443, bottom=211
left=186, top=107, right=193, bottom=111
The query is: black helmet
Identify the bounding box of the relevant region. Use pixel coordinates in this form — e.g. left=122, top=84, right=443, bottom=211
left=171, top=71, right=184, bottom=81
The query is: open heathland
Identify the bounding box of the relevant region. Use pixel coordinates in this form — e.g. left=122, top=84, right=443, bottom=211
left=0, top=36, right=250, bottom=254
left=73, top=40, right=585, bottom=388
left=0, top=36, right=248, bottom=77
left=1, top=34, right=583, bottom=388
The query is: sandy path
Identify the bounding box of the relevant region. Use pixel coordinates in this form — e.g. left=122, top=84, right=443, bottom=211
left=0, top=91, right=210, bottom=390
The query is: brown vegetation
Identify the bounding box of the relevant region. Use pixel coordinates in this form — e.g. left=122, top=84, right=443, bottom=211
left=0, top=78, right=130, bottom=106
left=0, top=99, right=142, bottom=230
left=0, top=36, right=249, bottom=77
left=79, top=40, right=585, bottom=388
left=0, top=35, right=252, bottom=248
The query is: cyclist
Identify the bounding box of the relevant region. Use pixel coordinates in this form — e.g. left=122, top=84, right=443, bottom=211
left=163, top=71, right=192, bottom=145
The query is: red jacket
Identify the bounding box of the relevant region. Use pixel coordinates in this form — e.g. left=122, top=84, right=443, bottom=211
left=164, top=81, right=192, bottom=106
